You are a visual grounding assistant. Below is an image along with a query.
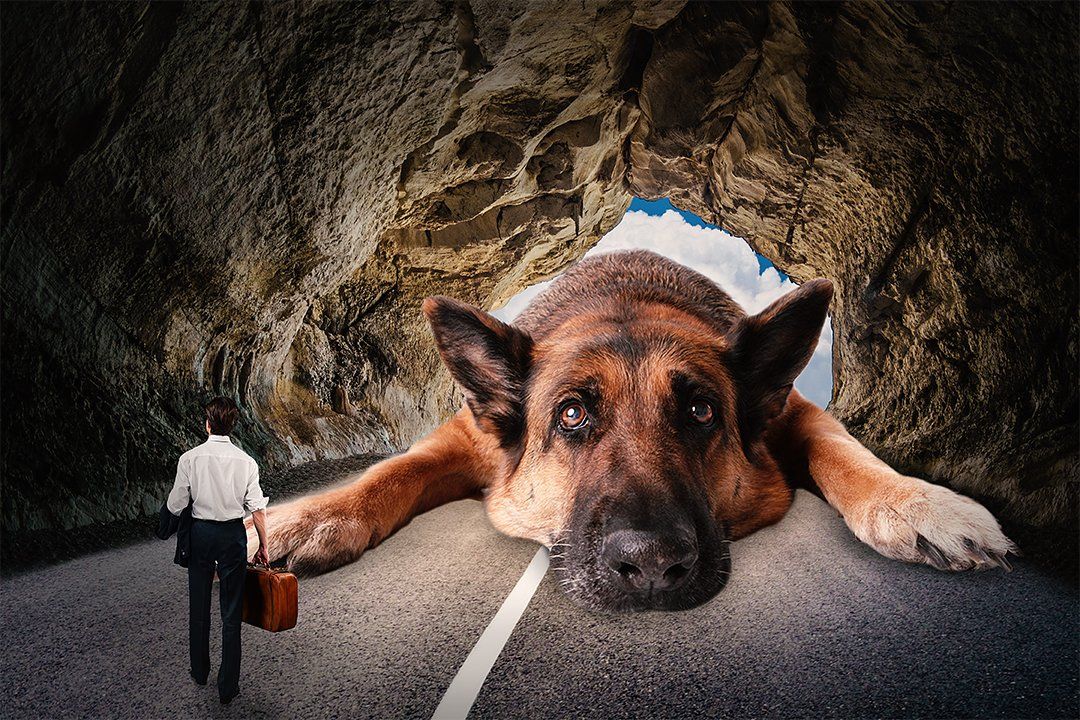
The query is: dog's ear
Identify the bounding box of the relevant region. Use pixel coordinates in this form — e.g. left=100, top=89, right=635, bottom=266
left=422, top=296, right=533, bottom=447
left=726, top=279, right=833, bottom=447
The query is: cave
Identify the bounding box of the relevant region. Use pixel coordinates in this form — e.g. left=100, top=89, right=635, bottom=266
left=2, top=1, right=1076, bottom=569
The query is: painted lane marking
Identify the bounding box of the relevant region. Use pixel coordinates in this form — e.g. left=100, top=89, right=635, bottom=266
left=432, top=546, right=549, bottom=719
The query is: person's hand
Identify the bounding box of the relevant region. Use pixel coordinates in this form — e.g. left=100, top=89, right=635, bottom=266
left=254, top=544, right=270, bottom=566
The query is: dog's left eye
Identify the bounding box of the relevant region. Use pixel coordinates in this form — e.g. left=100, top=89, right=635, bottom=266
left=688, top=399, right=714, bottom=425
left=558, top=402, right=589, bottom=431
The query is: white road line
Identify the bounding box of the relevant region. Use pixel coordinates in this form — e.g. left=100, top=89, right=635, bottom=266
left=432, top=546, right=550, bottom=720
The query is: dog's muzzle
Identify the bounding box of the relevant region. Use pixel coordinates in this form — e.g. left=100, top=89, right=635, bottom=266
left=552, top=486, right=730, bottom=612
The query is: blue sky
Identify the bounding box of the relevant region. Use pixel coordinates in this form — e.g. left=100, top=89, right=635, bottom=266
left=495, top=198, right=833, bottom=407
left=628, top=198, right=788, bottom=280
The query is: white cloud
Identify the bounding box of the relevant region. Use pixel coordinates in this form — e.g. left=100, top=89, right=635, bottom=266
left=493, top=277, right=553, bottom=322
left=494, top=209, right=833, bottom=407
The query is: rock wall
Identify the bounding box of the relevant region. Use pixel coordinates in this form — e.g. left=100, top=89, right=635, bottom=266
left=2, top=1, right=1075, bottom=549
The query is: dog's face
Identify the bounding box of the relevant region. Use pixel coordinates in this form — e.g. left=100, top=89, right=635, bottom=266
left=424, top=279, right=831, bottom=612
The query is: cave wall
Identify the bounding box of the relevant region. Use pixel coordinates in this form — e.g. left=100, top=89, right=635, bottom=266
left=2, top=1, right=1076, bottom=543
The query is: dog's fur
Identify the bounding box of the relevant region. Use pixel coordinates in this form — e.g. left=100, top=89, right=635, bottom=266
left=249, top=250, right=1016, bottom=611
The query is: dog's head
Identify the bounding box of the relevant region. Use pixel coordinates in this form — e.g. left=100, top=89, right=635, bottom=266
left=423, top=278, right=831, bottom=612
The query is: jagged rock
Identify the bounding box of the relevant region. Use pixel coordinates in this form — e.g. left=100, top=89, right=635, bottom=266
left=1, top=1, right=1075, bottom=557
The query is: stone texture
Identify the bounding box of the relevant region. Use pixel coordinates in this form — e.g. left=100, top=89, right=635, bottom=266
left=1, top=2, right=1075, bottom=557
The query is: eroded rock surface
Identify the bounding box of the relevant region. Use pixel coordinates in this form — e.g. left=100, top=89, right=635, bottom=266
left=2, top=1, right=1075, bottom=554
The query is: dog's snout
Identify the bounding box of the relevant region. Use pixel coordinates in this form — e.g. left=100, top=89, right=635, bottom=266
left=601, top=529, right=698, bottom=593
left=564, top=486, right=728, bottom=611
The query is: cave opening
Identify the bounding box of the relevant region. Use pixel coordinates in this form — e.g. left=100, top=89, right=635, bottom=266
left=493, top=197, right=834, bottom=409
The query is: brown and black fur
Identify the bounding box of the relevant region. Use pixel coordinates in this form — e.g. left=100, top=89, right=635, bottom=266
left=250, top=250, right=1016, bottom=612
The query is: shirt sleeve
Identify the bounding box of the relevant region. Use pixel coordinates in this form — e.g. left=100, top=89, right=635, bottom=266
left=243, top=464, right=269, bottom=514
left=166, top=456, right=191, bottom=515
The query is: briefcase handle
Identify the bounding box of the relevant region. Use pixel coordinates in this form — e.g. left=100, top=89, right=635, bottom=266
left=247, top=561, right=289, bottom=574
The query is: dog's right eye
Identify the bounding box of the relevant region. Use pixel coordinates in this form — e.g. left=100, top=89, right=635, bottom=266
left=558, top=402, right=589, bottom=431
left=688, top=398, right=715, bottom=425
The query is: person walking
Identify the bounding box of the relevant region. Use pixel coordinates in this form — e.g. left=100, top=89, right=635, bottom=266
left=166, top=396, right=270, bottom=705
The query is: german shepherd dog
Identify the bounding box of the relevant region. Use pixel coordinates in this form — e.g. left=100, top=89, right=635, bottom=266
left=249, top=250, right=1016, bottom=611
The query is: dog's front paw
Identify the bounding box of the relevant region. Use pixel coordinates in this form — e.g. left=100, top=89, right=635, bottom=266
left=846, top=477, right=1018, bottom=571
left=245, top=499, right=372, bottom=576
left=244, top=503, right=305, bottom=563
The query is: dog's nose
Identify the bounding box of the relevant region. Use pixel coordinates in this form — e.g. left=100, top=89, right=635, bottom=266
left=601, top=529, right=698, bottom=593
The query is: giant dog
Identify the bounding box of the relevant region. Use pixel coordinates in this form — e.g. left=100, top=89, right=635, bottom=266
left=249, top=250, right=1015, bottom=611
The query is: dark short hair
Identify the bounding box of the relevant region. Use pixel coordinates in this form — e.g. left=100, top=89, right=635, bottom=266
left=205, top=396, right=240, bottom=435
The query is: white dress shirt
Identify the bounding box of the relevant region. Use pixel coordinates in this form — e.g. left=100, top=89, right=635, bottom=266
left=167, top=435, right=269, bottom=520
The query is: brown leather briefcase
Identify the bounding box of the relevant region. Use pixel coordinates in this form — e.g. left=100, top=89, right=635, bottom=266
left=242, top=564, right=298, bottom=632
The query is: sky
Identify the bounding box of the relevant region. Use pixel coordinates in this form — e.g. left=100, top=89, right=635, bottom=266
left=493, top=198, right=834, bottom=407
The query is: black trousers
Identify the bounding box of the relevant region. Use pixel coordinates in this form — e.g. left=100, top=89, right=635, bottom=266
left=188, top=517, right=246, bottom=698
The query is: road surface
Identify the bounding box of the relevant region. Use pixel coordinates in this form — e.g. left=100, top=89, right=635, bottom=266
left=1, top=470, right=1075, bottom=719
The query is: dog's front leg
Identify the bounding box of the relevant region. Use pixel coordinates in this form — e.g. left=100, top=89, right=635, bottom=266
left=770, top=391, right=1017, bottom=570
left=246, top=408, right=498, bottom=575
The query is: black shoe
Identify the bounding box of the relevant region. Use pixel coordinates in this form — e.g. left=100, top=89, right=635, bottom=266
left=190, top=671, right=207, bottom=686
left=220, top=690, right=239, bottom=705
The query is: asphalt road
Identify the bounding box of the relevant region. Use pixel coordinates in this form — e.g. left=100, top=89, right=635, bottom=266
left=1, top=484, right=1076, bottom=719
